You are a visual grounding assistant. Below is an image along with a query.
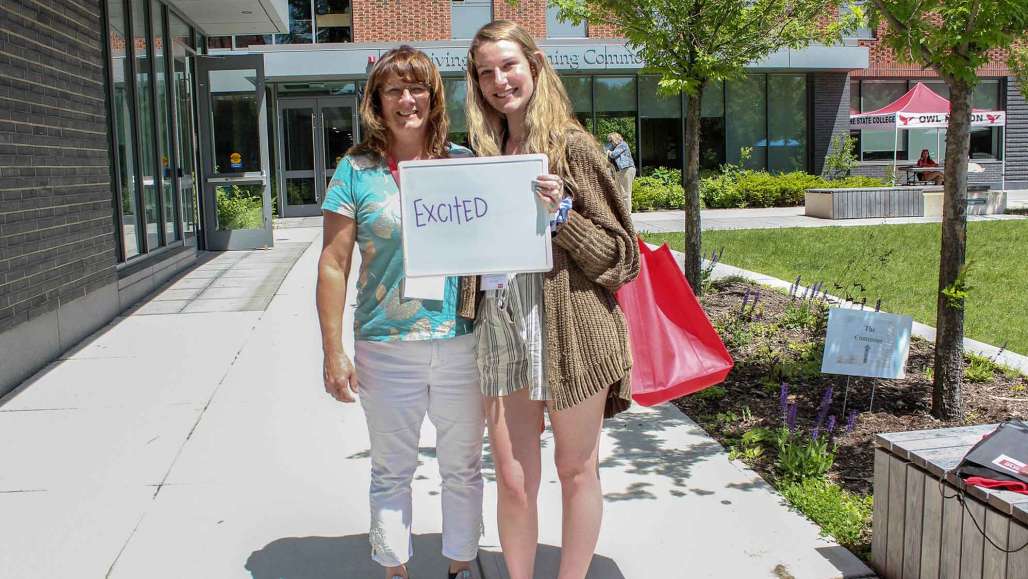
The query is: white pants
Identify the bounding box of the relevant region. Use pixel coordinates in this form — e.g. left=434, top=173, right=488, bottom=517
left=354, top=334, right=484, bottom=567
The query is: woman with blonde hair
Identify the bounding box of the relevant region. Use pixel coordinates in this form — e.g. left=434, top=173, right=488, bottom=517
left=462, top=20, right=640, bottom=579
left=316, top=46, right=482, bottom=579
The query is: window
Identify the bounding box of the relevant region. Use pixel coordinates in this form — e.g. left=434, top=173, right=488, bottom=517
left=108, top=0, right=141, bottom=259
left=840, top=2, right=874, bottom=39
left=561, top=76, right=592, bottom=131
left=171, top=13, right=199, bottom=239
left=594, top=77, right=637, bottom=160
left=700, top=80, right=725, bottom=171
left=452, top=1, right=491, bottom=40
left=444, top=78, right=469, bottom=146
left=726, top=75, right=767, bottom=169
left=132, top=0, right=161, bottom=250
left=639, top=76, right=681, bottom=172
left=858, top=80, right=908, bottom=161
left=547, top=4, right=586, bottom=38
left=276, top=0, right=313, bottom=44
left=971, top=80, right=1002, bottom=160
left=768, top=75, right=808, bottom=173
left=152, top=2, right=179, bottom=242
left=235, top=35, right=273, bottom=48
left=207, top=35, right=232, bottom=49
left=851, top=79, right=1004, bottom=162
left=316, top=0, right=352, bottom=43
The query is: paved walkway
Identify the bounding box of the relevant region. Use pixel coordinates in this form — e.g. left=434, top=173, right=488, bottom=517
left=0, top=222, right=873, bottom=578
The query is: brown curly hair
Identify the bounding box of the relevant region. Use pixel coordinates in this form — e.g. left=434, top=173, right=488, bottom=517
left=349, top=46, right=450, bottom=160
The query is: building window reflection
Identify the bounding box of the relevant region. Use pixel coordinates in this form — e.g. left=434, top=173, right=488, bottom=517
left=639, top=76, right=681, bottom=173
left=209, top=0, right=352, bottom=49
left=594, top=76, right=637, bottom=162
left=107, top=0, right=141, bottom=259
left=700, top=80, right=726, bottom=172
left=849, top=78, right=1003, bottom=162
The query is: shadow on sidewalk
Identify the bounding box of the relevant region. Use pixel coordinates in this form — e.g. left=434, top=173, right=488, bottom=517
left=246, top=534, right=627, bottom=578
left=247, top=533, right=457, bottom=578
left=477, top=546, right=626, bottom=578
left=600, top=404, right=724, bottom=492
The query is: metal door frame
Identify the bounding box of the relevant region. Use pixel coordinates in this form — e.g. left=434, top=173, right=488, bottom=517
left=196, top=53, right=273, bottom=250
left=275, top=94, right=359, bottom=218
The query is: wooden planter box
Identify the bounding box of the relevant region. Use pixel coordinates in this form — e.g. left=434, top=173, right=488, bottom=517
left=873, top=425, right=1028, bottom=579
left=805, top=187, right=924, bottom=219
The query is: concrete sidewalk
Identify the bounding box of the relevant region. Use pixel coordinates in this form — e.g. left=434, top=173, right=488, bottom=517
left=0, top=222, right=873, bottom=578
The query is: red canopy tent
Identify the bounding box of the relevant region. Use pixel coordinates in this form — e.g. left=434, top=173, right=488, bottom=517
left=849, top=82, right=1006, bottom=184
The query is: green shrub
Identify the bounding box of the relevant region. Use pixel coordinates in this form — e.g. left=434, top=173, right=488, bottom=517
left=830, top=175, right=888, bottom=188
left=631, top=176, right=668, bottom=211
left=639, top=163, right=887, bottom=211
left=698, top=169, right=887, bottom=210
left=700, top=172, right=746, bottom=208
left=631, top=167, right=684, bottom=211
left=736, top=171, right=823, bottom=207
left=216, top=186, right=264, bottom=230
left=780, top=478, right=872, bottom=556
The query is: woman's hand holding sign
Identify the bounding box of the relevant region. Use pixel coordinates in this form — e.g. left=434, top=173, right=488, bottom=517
left=533, top=174, right=564, bottom=212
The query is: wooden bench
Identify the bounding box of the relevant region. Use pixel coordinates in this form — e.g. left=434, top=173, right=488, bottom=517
left=873, top=424, right=1028, bottom=579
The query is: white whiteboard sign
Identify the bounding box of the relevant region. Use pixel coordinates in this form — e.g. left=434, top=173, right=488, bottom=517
left=822, top=308, right=913, bottom=379
left=398, top=154, right=553, bottom=277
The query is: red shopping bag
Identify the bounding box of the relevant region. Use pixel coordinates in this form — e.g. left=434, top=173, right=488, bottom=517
left=615, top=238, right=734, bottom=406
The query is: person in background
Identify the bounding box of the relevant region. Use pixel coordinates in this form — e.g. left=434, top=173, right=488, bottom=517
left=916, top=148, right=944, bottom=185
left=463, top=20, right=640, bottom=579
left=316, top=46, right=482, bottom=579
left=605, top=132, right=636, bottom=208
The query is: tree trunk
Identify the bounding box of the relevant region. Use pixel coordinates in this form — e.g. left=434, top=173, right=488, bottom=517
left=683, top=83, right=704, bottom=293
left=932, top=78, right=972, bottom=420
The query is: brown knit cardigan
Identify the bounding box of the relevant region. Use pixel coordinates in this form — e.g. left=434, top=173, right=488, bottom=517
left=458, top=130, right=641, bottom=417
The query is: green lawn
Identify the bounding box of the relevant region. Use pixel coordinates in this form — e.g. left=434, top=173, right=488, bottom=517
left=643, top=220, right=1028, bottom=355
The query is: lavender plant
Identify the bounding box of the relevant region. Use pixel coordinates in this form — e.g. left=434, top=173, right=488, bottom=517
left=774, top=386, right=859, bottom=482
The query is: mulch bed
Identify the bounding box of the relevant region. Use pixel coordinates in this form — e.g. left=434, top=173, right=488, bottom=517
left=673, top=278, right=1028, bottom=496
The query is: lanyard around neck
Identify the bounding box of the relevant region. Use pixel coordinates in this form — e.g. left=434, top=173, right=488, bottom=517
left=386, top=155, right=400, bottom=188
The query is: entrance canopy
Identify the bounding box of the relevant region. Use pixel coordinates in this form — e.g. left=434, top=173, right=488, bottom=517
left=849, top=82, right=1006, bottom=130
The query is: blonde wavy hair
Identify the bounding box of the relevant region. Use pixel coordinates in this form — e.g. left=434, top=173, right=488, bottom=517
left=350, top=46, right=450, bottom=160
left=465, top=20, right=589, bottom=185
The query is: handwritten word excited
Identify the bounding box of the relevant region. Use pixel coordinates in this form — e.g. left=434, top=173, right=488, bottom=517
left=413, top=196, right=489, bottom=227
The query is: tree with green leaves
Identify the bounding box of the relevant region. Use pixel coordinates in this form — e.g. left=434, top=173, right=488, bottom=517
left=866, top=1, right=1028, bottom=419
left=549, top=0, right=849, bottom=291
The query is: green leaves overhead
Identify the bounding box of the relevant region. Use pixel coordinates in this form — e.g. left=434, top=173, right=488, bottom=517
left=867, top=0, right=1028, bottom=89
left=549, top=0, right=848, bottom=95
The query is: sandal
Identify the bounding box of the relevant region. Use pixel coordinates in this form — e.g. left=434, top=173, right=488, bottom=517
left=447, top=570, right=472, bottom=579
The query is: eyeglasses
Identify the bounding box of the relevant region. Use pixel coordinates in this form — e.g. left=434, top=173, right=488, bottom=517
left=381, top=84, right=431, bottom=100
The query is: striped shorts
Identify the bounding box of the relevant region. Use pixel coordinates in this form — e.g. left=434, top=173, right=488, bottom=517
left=474, top=272, right=551, bottom=401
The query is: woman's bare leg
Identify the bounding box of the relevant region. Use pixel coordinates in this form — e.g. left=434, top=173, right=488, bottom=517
left=485, top=388, right=545, bottom=579
left=548, top=387, right=608, bottom=579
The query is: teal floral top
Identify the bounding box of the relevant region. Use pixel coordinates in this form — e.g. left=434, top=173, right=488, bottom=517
left=322, top=145, right=474, bottom=342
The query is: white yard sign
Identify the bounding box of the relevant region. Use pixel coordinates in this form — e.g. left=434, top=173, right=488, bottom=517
left=398, top=154, right=552, bottom=277
left=822, top=308, right=913, bottom=379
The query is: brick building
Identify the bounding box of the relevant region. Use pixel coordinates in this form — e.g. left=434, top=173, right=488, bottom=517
left=0, top=0, right=1023, bottom=395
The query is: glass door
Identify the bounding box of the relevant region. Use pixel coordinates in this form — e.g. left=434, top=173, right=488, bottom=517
left=195, top=54, right=273, bottom=250
left=276, top=95, right=357, bottom=217
left=277, top=98, right=318, bottom=217
left=318, top=96, right=357, bottom=195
